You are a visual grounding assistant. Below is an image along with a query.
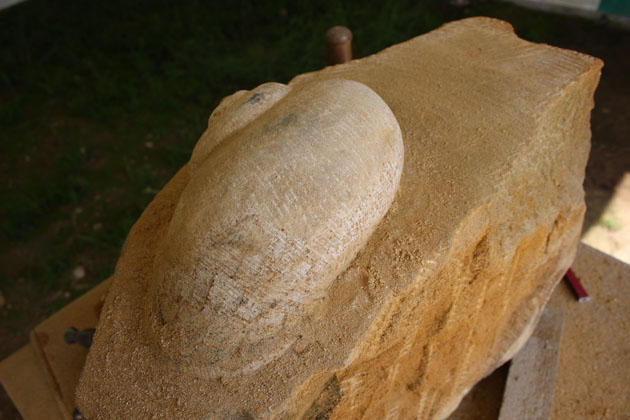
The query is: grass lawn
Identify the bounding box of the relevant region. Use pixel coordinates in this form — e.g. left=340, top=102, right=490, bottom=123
left=1, top=0, right=627, bottom=416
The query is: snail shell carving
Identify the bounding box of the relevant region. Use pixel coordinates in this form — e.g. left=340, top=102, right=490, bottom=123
left=143, top=78, right=404, bottom=377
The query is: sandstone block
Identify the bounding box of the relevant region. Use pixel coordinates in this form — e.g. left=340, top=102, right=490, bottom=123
left=76, top=17, right=602, bottom=420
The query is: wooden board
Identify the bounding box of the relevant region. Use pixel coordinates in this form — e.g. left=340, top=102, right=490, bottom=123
left=29, top=278, right=110, bottom=418
left=547, top=244, right=630, bottom=418
left=0, top=278, right=110, bottom=420
left=0, top=345, right=64, bottom=420
left=498, top=307, right=564, bottom=420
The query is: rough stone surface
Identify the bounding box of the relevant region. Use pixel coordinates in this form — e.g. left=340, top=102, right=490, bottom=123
left=76, top=17, right=602, bottom=420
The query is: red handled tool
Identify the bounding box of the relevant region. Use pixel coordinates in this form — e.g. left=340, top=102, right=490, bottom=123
left=564, top=268, right=590, bottom=302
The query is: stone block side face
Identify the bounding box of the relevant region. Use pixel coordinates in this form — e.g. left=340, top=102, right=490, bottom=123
left=75, top=18, right=602, bottom=420
left=289, top=18, right=601, bottom=420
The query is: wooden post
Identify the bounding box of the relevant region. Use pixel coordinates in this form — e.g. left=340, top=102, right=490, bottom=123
left=325, top=26, right=352, bottom=65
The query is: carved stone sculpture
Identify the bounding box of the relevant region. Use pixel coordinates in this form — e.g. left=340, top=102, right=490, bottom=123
left=76, top=17, right=602, bottom=420
left=146, top=78, right=404, bottom=377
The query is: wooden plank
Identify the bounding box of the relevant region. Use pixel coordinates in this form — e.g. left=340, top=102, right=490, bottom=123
left=0, top=345, right=64, bottom=420
left=29, top=278, right=110, bottom=418
left=498, top=307, right=564, bottom=420
left=547, top=244, right=630, bottom=418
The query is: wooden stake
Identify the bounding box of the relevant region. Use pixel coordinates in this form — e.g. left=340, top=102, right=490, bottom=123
left=326, top=26, right=352, bottom=65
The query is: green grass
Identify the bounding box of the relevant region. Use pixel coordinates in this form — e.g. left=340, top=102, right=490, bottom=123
left=598, top=216, right=622, bottom=231
left=0, top=0, right=620, bottom=357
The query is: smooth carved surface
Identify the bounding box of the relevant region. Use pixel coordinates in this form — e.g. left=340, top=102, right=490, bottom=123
left=76, top=17, right=602, bottom=420
left=146, top=79, right=404, bottom=376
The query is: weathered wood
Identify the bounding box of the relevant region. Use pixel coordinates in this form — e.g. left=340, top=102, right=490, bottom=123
left=75, top=17, right=602, bottom=420
left=498, top=307, right=564, bottom=420
left=0, top=346, right=64, bottom=420
left=325, top=26, right=353, bottom=64
left=29, top=279, right=109, bottom=418
left=547, top=244, right=630, bottom=418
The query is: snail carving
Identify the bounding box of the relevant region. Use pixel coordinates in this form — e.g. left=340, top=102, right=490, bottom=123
left=77, top=78, right=403, bottom=418
left=93, top=78, right=402, bottom=383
